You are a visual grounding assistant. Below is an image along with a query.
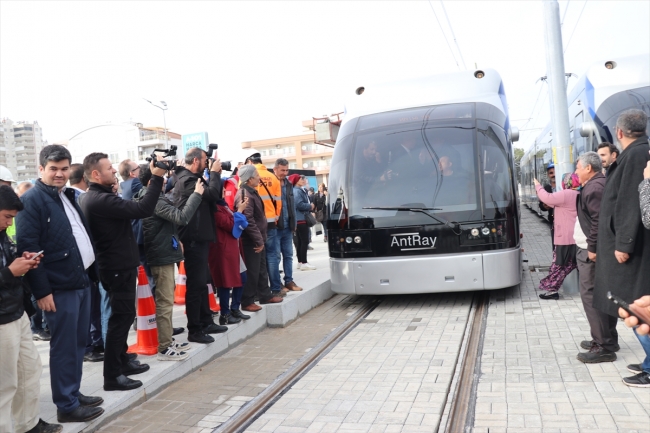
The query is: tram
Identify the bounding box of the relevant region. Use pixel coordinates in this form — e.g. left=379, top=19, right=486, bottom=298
left=326, top=69, right=521, bottom=295
left=520, top=53, right=650, bottom=218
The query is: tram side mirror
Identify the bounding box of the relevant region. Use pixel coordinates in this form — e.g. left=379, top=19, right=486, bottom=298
left=510, top=127, right=520, bottom=142
left=579, top=122, right=594, bottom=138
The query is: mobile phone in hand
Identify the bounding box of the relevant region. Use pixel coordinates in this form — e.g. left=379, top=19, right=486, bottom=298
left=607, top=291, right=650, bottom=326
left=30, top=250, right=44, bottom=260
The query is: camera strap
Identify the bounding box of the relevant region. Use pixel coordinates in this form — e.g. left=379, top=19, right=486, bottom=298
left=260, top=180, right=277, bottom=212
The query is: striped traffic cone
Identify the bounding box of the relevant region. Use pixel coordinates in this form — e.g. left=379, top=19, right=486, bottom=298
left=208, top=283, right=220, bottom=313
left=174, top=261, right=187, bottom=305
left=128, top=266, right=159, bottom=356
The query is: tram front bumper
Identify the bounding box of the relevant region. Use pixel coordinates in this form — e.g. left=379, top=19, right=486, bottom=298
left=330, top=247, right=521, bottom=295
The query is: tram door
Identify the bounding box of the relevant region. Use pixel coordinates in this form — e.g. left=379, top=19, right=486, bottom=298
left=573, top=111, right=585, bottom=156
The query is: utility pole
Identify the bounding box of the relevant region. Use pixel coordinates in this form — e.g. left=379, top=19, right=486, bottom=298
left=543, top=0, right=572, bottom=191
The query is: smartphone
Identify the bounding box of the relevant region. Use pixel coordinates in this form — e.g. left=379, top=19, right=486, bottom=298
left=30, top=250, right=44, bottom=260
left=607, top=291, right=650, bottom=326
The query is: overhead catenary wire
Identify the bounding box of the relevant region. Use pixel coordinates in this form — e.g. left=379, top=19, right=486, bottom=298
left=560, top=0, right=571, bottom=26
left=427, top=0, right=460, bottom=70
left=563, top=0, right=588, bottom=53
left=440, top=1, right=467, bottom=70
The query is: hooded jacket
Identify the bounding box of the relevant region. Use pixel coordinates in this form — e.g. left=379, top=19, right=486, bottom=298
left=134, top=187, right=202, bottom=267
left=173, top=166, right=222, bottom=244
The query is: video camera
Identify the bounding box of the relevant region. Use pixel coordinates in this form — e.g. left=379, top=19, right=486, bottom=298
left=146, top=145, right=177, bottom=171
left=206, top=143, right=233, bottom=172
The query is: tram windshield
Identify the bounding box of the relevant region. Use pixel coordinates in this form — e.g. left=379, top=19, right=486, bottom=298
left=329, top=105, right=514, bottom=228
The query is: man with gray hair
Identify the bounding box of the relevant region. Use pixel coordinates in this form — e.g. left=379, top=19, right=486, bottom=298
left=592, top=110, right=650, bottom=370
left=573, top=152, right=617, bottom=363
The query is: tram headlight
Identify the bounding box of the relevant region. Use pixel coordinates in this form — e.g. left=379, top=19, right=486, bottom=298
left=345, top=237, right=353, bottom=244
left=471, top=228, right=479, bottom=237
left=481, top=227, right=490, bottom=236
left=354, top=236, right=362, bottom=244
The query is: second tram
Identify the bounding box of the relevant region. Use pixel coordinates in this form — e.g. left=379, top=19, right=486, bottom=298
left=327, top=69, right=521, bottom=295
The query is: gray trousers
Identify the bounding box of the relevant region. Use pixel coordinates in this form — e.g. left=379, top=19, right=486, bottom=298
left=577, top=248, right=619, bottom=351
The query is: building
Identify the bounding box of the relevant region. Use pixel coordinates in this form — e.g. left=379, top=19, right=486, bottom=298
left=67, top=122, right=182, bottom=166
left=241, top=120, right=334, bottom=186
left=0, top=118, right=45, bottom=181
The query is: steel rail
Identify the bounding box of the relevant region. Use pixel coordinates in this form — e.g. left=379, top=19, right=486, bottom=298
left=213, top=296, right=381, bottom=433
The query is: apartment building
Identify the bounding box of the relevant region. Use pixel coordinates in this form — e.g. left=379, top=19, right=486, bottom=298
left=0, top=118, right=45, bottom=181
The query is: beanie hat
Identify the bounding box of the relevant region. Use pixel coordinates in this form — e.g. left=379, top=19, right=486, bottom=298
left=288, top=174, right=301, bottom=186
left=238, top=165, right=257, bottom=184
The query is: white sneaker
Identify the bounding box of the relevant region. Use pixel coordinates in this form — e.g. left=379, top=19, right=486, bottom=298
left=301, top=263, right=316, bottom=271
left=296, top=263, right=302, bottom=270
left=172, top=337, right=192, bottom=351
left=158, top=346, right=189, bottom=361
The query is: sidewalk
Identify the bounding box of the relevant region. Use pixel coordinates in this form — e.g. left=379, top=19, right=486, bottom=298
left=34, top=235, right=333, bottom=433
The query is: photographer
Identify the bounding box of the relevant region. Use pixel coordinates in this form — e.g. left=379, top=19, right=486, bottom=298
left=80, top=152, right=166, bottom=392
left=173, top=148, right=227, bottom=344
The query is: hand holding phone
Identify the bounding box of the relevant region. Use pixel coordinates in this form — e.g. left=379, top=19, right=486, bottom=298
left=30, top=250, right=44, bottom=260
left=608, top=292, right=650, bottom=328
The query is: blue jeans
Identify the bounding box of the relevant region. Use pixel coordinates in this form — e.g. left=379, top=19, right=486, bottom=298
left=633, top=327, right=650, bottom=373
left=29, top=296, right=47, bottom=333
left=266, top=228, right=295, bottom=292
left=98, top=282, right=112, bottom=345
left=85, top=282, right=104, bottom=353
left=217, top=287, right=243, bottom=315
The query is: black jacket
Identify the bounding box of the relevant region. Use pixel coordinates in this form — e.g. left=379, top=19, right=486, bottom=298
left=576, top=173, right=605, bottom=254
left=16, top=181, right=97, bottom=299
left=277, top=178, right=296, bottom=231
left=173, top=167, right=222, bottom=244
left=135, top=187, right=202, bottom=266
left=594, top=137, right=650, bottom=317
left=541, top=183, right=555, bottom=224
left=0, top=230, right=34, bottom=325
left=80, top=176, right=163, bottom=271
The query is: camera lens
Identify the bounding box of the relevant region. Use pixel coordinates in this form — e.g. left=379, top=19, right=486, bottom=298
left=221, top=161, right=232, bottom=171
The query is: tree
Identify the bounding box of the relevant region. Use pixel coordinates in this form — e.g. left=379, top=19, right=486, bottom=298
left=514, top=147, right=524, bottom=180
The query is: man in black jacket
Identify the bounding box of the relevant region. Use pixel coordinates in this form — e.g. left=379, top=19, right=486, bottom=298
left=80, top=152, right=166, bottom=391
left=540, top=163, right=556, bottom=250
left=17, top=145, right=104, bottom=423
left=573, top=152, right=618, bottom=363
left=173, top=147, right=227, bottom=344
left=0, top=186, right=63, bottom=433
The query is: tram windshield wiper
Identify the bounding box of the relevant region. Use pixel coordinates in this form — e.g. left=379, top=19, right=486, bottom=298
left=362, top=206, right=457, bottom=229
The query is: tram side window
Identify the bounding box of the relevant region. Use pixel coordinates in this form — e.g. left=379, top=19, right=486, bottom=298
left=328, top=135, right=352, bottom=219
left=479, top=124, right=513, bottom=210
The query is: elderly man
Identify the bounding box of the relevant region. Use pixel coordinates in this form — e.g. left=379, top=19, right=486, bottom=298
left=593, top=109, right=650, bottom=371
left=596, top=142, right=619, bottom=175
left=572, top=152, right=618, bottom=363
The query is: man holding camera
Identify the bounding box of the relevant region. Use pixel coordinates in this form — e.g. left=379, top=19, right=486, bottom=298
left=174, top=148, right=227, bottom=344
left=80, top=152, right=166, bottom=392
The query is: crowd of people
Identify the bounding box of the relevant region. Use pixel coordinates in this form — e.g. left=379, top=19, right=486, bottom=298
left=534, top=108, right=650, bottom=388
left=0, top=147, right=324, bottom=432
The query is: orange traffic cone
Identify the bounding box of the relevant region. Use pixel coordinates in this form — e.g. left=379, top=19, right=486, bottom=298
left=174, top=261, right=187, bottom=305
left=128, top=266, right=159, bottom=355
left=208, top=283, right=220, bottom=313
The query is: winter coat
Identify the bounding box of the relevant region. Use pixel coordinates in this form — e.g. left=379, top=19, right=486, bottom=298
left=576, top=173, right=606, bottom=253
left=223, top=177, right=239, bottom=211
left=293, top=187, right=312, bottom=222
left=173, top=166, right=222, bottom=244
left=639, top=178, right=650, bottom=230
left=594, top=137, right=650, bottom=317
left=208, top=203, right=247, bottom=288
left=277, top=178, right=296, bottom=231
left=16, top=181, right=98, bottom=299
left=0, top=230, right=34, bottom=325
left=80, top=176, right=163, bottom=271
left=235, top=185, right=266, bottom=246
left=134, top=187, right=202, bottom=267
left=535, top=184, right=579, bottom=245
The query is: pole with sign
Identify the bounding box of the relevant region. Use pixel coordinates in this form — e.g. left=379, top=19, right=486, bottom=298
left=181, top=132, right=209, bottom=155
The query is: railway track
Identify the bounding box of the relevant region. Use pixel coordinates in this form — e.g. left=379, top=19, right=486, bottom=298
left=214, top=292, right=490, bottom=433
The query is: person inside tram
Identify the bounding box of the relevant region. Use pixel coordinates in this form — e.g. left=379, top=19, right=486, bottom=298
left=353, top=139, right=389, bottom=204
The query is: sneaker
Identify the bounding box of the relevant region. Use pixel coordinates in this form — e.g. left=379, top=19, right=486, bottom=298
left=580, top=340, right=620, bottom=352
left=300, top=263, right=316, bottom=271
left=576, top=343, right=616, bottom=363
left=158, top=346, right=189, bottom=361
left=627, top=363, right=644, bottom=374
left=539, top=291, right=559, bottom=300
left=32, top=330, right=51, bottom=341
left=172, top=337, right=192, bottom=351
left=622, top=371, right=650, bottom=388
left=296, top=263, right=302, bottom=270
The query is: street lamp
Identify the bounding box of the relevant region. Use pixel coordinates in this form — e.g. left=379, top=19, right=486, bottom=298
left=143, top=98, right=169, bottom=149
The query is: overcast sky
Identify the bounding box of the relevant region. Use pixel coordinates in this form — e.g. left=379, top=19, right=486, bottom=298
left=1, top=1, right=649, bottom=161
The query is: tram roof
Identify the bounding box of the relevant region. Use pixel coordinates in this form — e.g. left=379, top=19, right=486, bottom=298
left=342, top=69, right=507, bottom=123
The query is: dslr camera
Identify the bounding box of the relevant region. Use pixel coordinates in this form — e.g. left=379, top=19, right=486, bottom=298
left=146, top=145, right=177, bottom=171
left=206, top=143, right=233, bottom=172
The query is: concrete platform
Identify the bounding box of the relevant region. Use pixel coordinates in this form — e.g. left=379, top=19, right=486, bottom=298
left=33, top=238, right=333, bottom=433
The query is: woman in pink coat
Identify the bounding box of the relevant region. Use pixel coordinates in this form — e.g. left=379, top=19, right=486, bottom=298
left=534, top=173, right=580, bottom=300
